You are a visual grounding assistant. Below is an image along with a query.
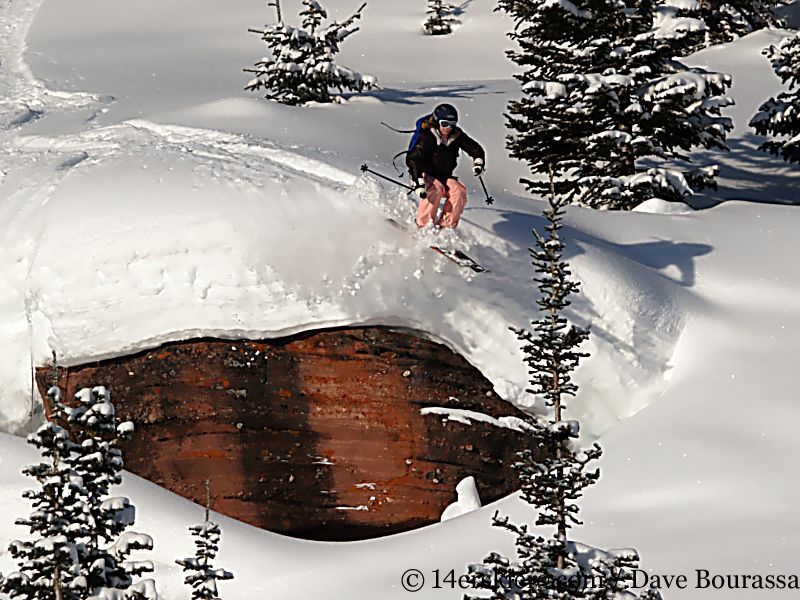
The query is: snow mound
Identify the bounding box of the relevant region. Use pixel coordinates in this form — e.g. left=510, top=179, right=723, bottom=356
left=0, top=101, right=692, bottom=441
left=441, top=476, right=482, bottom=522
left=633, top=198, right=694, bottom=214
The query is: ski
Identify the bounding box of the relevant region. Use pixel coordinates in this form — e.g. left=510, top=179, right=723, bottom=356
left=385, top=218, right=489, bottom=273
left=429, top=246, right=488, bottom=273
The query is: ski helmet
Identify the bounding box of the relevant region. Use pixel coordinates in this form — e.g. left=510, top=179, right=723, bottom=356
left=433, top=103, right=458, bottom=124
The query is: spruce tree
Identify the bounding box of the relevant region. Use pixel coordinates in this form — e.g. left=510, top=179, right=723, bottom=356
left=245, top=0, right=377, bottom=105
left=3, top=377, right=155, bottom=600
left=423, top=0, right=459, bottom=35
left=582, top=548, right=662, bottom=599
left=66, top=387, right=155, bottom=600
left=466, top=187, right=660, bottom=599
left=0, top=388, right=88, bottom=600
left=466, top=191, right=597, bottom=598
left=696, top=0, right=787, bottom=44
left=498, top=0, right=733, bottom=209
left=176, top=481, right=234, bottom=600
left=750, top=32, right=800, bottom=163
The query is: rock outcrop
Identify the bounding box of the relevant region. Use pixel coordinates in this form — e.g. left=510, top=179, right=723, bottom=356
left=36, top=327, right=537, bottom=541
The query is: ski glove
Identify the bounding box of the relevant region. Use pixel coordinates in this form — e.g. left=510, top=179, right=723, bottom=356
left=473, top=158, right=485, bottom=177
left=413, top=180, right=427, bottom=200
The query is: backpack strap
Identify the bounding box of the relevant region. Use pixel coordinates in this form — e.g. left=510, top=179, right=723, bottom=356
left=391, top=149, right=408, bottom=174
left=380, top=121, right=415, bottom=134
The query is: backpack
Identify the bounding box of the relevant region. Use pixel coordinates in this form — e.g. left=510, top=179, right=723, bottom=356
left=407, top=114, right=431, bottom=153
left=386, top=114, right=431, bottom=174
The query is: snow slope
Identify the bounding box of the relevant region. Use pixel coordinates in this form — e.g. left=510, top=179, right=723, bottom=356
left=1, top=0, right=799, bottom=597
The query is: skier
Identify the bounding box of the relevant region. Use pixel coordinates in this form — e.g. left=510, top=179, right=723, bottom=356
left=406, top=103, right=486, bottom=229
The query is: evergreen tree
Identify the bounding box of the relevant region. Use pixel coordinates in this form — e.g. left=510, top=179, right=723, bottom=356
left=65, top=387, right=156, bottom=600
left=423, top=0, right=459, bottom=35
left=466, top=526, right=569, bottom=598
left=245, top=0, right=377, bottom=106
left=466, top=193, right=596, bottom=598
left=466, top=191, right=659, bottom=598
left=176, top=481, right=234, bottom=600
left=695, top=0, right=787, bottom=45
left=498, top=0, right=733, bottom=209
left=0, top=388, right=88, bottom=600
left=511, top=193, right=595, bottom=551
left=583, top=548, right=662, bottom=599
left=750, top=32, right=800, bottom=163
left=3, top=372, right=154, bottom=600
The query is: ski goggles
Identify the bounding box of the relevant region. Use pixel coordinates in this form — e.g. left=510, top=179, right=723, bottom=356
left=438, top=119, right=457, bottom=128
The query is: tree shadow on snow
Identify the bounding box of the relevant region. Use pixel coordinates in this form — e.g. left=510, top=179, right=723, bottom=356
left=690, top=134, right=800, bottom=208
left=344, top=83, right=505, bottom=106
left=437, top=207, right=703, bottom=379
left=485, top=208, right=712, bottom=289
left=451, top=0, right=476, bottom=17
left=463, top=208, right=711, bottom=375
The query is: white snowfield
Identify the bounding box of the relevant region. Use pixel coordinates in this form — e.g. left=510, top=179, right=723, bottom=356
left=1, top=0, right=799, bottom=597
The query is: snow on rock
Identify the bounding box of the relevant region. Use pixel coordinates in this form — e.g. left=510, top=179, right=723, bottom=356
left=440, top=476, right=482, bottom=522
left=633, top=198, right=694, bottom=214
left=420, top=406, right=531, bottom=432
left=0, top=252, right=33, bottom=433
left=0, top=100, right=693, bottom=441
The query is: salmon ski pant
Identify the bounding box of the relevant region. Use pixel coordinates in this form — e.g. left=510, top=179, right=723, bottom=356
left=416, top=176, right=467, bottom=228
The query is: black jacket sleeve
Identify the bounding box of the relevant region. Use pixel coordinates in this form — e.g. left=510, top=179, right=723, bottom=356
left=458, top=130, right=485, bottom=163
left=406, top=130, right=434, bottom=182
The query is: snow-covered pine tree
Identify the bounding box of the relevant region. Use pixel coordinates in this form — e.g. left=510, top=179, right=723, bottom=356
left=423, top=0, right=459, bottom=35
left=66, top=387, right=156, bottom=600
left=507, top=191, right=598, bottom=568
left=0, top=388, right=88, bottom=600
left=466, top=192, right=597, bottom=598
left=582, top=547, right=662, bottom=599
left=694, top=0, right=787, bottom=44
left=176, top=481, right=233, bottom=600
left=750, top=32, right=800, bottom=163
left=498, top=0, right=733, bottom=210
left=245, top=0, right=377, bottom=106
left=466, top=190, right=659, bottom=599
left=466, top=522, right=568, bottom=598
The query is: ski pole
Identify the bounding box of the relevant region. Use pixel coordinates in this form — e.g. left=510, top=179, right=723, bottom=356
left=360, top=163, right=413, bottom=191
left=478, top=174, right=495, bottom=205
left=360, top=164, right=426, bottom=198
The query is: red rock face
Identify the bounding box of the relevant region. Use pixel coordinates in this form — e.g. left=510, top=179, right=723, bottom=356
left=36, top=328, right=538, bottom=541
